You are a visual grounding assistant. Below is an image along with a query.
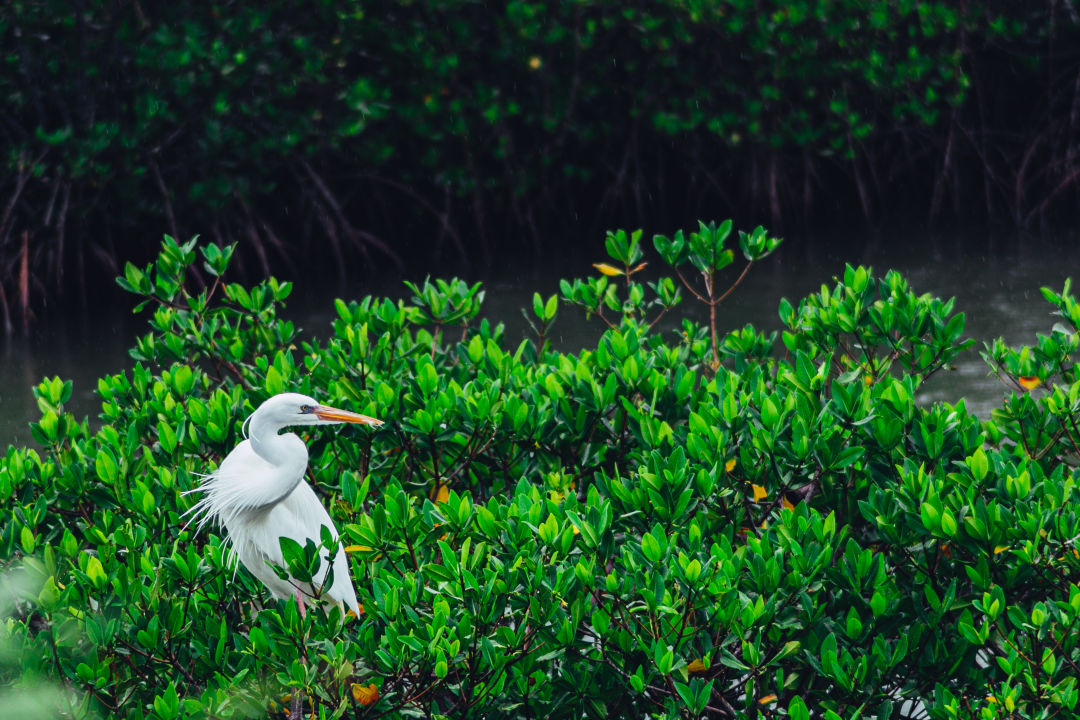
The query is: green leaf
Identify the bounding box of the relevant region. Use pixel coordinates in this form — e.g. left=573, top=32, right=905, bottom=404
left=788, top=696, right=810, bottom=720
left=964, top=447, right=989, bottom=484
left=641, top=533, right=662, bottom=562
left=95, top=449, right=119, bottom=483
left=654, top=643, right=674, bottom=674
left=544, top=294, right=558, bottom=321
left=940, top=508, right=958, bottom=537
left=265, top=366, right=285, bottom=395
left=85, top=554, right=107, bottom=591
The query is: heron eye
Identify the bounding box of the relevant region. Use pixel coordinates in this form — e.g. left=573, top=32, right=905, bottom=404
left=300, top=404, right=314, bottom=414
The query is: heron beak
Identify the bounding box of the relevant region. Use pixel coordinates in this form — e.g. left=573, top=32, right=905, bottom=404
left=314, top=405, right=384, bottom=426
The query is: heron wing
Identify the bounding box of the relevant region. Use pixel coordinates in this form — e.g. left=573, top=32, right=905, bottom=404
left=184, top=439, right=281, bottom=531
left=236, top=481, right=360, bottom=614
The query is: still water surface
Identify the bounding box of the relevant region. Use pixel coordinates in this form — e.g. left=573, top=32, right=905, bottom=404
left=1, top=233, right=1077, bottom=449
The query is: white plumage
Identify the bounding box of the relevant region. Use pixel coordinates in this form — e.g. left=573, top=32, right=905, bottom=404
left=186, top=392, right=382, bottom=615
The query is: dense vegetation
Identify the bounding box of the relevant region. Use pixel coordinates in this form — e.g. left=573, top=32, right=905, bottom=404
left=2, top=1, right=1080, bottom=331
left=2, top=224, right=1079, bottom=719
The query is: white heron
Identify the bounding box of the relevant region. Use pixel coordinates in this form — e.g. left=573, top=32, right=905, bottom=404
left=185, top=392, right=382, bottom=616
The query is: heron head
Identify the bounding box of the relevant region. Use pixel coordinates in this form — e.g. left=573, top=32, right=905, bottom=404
left=255, top=392, right=384, bottom=429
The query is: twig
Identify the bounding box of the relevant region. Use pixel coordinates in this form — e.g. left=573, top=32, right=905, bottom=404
left=1026, top=164, right=1080, bottom=224
left=150, top=157, right=180, bottom=243
left=301, top=161, right=404, bottom=270
left=0, top=282, right=12, bottom=334
left=19, top=229, right=31, bottom=334
left=362, top=173, right=465, bottom=262
left=53, top=181, right=70, bottom=290
left=237, top=195, right=271, bottom=277
left=0, top=152, right=40, bottom=245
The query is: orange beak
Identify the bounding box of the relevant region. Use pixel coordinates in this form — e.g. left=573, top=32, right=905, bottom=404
left=314, top=404, right=384, bottom=426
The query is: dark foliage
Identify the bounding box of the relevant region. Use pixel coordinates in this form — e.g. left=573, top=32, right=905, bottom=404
left=1, top=1, right=1078, bottom=332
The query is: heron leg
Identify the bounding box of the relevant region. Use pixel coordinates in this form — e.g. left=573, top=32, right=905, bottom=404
left=294, top=591, right=306, bottom=618
left=288, top=689, right=303, bottom=719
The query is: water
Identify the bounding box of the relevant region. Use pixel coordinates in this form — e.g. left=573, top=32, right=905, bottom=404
left=1, top=233, right=1076, bottom=449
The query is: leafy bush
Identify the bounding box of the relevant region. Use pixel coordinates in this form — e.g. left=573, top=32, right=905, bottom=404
left=3, top=224, right=1080, bottom=719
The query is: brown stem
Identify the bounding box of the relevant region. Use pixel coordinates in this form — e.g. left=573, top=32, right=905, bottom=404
left=849, top=134, right=873, bottom=223
left=768, top=149, right=781, bottom=229
left=1066, top=67, right=1080, bottom=170
left=0, top=281, right=12, bottom=335
left=302, top=161, right=404, bottom=270
left=1026, top=165, right=1080, bottom=224
left=54, top=182, right=70, bottom=292
left=306, top=192, right=347, bottom=284
left=714, top=260, right=754, bottom=305
left=260, top=218, right=291, bottom=265
left=362, top=173, right=465, bottom=262
left=1015, top=130, right=1046, bottom=220
left=672, top=266, right=710, bottom=304
left=237, top=195, right=271, bottom=277
left=150, top=157, right=179, bottom=242
left=0, top=154, right=38, bottom=244
left=645, top=306, right=670, bottom=332
left=708, top=286, right=718, bottom=365
left=802, top=147, right=816, bottom=221
left=42, top=174, right=61, bottom=227
left=19, top=230, right=31, bottom=335
left=930, top=113, right=957, bottom=222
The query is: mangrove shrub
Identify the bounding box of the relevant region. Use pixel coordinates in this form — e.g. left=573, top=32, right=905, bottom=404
left=2, top=224, right=1079, bottom=719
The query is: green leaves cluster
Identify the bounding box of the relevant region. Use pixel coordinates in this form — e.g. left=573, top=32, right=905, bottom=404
left=2, top=226, right=1080, bottom=719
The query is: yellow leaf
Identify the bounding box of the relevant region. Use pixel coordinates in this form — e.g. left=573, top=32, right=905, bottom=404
left=528, top=56, right=542, bottom=70
left=782, top=497, right=795, bottom=511
left=433, top=483, right=449, bottom=503
left=993, top=545, right=1009, bottom=555
left=752, top=484, right=767, bottom=502
left=1018, top=376, right=1041, bottom=391
left=863, top=374, right=874, bottom=386
left=759, top=694, right=778, bottom=705
left=592, top=262, right=622, bottom=276
left=346, top=605, right=365, bottom=618
left=629, top=262, right=648, bottom=274
left=725, top=458, right=737, bottom=473
left=687, top=658, right=707, bottom=673
left=345, top=544, right=384, bottom=561
left=352, top=683, right=379, bottom=706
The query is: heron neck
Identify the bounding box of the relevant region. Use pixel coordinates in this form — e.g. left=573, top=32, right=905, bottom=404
left=246, top=416, right=309, bottom=508
left=249, top=416, right=294, bottom=465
